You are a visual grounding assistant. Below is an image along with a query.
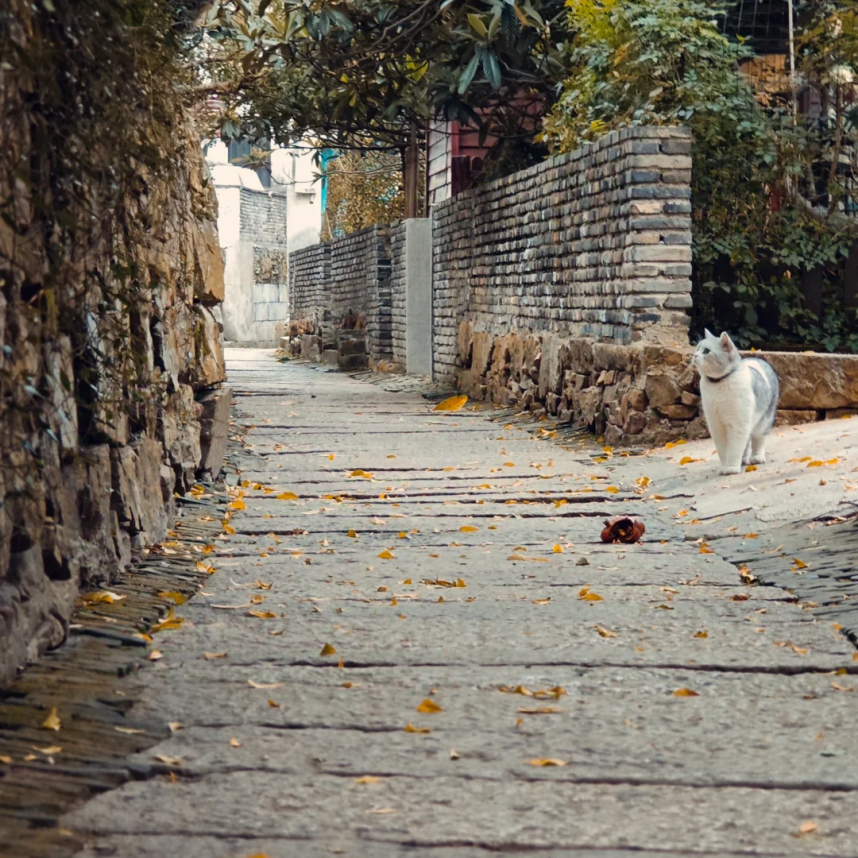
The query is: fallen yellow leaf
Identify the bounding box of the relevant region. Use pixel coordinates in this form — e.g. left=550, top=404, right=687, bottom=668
left=673, top=688, right=699, bottom=697
left=147, top=650, right=163, bottom=661
left=355, top=775, right=381, bottom=784
left=553, top=544, right=563, bottom=553
left=579, top=592, right=604, bottom=602
left=459, top=525, right=478, bottom=532
left=246, top=610, right=277, bottom=619
left=227, top=499, right=246, bottom=511
left=276, top=492, right=298, bottom=501
left=229, top=738, right=241, bottom=748
left=433, top=395, right=468, bottom=412
left=594, top=624, right=616, bottom=638
left=527, top=758, right=566, bottom=767
left=378, top=549, right=395, bottom=560
left=404, top=723, right=431, bottom=734
left=416, top=698, right=443, bottom=714
left=320, top=643, right=337, bottom=656
left=157, top=591, right=187, bottom=605
left=693, top=631, right=708, bottom=639
left=794, top=821, right=819, bottom=838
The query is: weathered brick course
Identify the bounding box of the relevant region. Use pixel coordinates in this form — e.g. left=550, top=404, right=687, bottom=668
left=430, top=127, right=693, bottom=382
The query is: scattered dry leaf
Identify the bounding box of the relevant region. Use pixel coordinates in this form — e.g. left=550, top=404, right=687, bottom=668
left=673, top=688, right=699, bottom=697
left=600, top=516, right=646, bottom=544
left=433, top=395, right=468, bottom=412
left=416, top=698, right=443, bottom=714
left=40, top=708, right=61, bottom=731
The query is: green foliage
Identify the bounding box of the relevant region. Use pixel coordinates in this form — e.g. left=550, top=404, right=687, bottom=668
left=544, top=0, right=858, bottom=351
left=203, top=1, right=569, bottom=154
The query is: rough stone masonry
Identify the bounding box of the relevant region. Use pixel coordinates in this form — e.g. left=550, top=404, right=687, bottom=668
left=0, top=1, right=230, bottom=682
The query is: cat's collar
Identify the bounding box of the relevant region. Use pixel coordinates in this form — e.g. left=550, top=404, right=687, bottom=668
left=705, top=366, right=738, bottom=384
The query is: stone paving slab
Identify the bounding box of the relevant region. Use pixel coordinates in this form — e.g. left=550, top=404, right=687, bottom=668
left=63, top=351, right=858, bottom=857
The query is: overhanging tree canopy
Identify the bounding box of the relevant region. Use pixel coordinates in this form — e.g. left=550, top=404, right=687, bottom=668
left=201, top=0, right=571, bottom=212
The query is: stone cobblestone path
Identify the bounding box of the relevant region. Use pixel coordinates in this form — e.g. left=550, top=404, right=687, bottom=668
left=66, top=350, right=858, bottom=857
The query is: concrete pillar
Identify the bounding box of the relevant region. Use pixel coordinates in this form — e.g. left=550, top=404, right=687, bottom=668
left=404, top=218, right=433, bottom=376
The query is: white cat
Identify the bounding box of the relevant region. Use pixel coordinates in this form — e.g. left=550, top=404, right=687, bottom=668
left=692, top=330, right=779, bottom=475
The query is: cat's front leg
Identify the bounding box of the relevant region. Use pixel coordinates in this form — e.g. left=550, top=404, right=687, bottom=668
left=708, top=419, right=729, bottom=471
left=720, top=426, right=751, bottom=475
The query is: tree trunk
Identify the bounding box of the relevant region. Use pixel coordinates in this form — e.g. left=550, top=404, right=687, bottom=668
left=403, top=121, right=419, bottom=219
left=801, top=266, right=824, bottom=321
left=844, top=244, right=858, bottom=317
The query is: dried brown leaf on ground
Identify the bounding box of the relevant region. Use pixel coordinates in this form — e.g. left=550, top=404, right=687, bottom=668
left=600, top=517, right=646, bottom=544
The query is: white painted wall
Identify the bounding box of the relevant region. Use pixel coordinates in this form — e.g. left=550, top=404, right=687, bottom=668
left=204, top=140, right=322, bottom=345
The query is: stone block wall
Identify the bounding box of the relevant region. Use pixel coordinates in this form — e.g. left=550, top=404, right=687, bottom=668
left=0, top=2, right=229, bottom=682
left=457, top=320, right=858, bottom=446
left=432, top=126, right=693, bottom=383
left=390, top=221, right=407, bottom=369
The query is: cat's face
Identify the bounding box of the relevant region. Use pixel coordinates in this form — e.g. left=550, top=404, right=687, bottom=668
left=693, top=329, right=739, bottom=378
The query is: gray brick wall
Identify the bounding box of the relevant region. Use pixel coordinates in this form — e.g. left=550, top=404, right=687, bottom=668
left=390, top=221, right=407, bottom=368
left=239, top=188, right=288, bottom=246
left=306, top=225, right=392, bottom=363
left=287, top=127, right=692, bottom=378
left=289, top=242, right=331, bottom=327
left=431, top=126, right=692, bottom=382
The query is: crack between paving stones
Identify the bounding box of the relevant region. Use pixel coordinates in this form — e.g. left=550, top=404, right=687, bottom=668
left=214, top=659, right=858, bottom=674
left=136, top=763, right=858, bottom=795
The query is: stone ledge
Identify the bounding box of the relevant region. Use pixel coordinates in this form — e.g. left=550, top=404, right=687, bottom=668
left=454, top=321, right=858, bottom=446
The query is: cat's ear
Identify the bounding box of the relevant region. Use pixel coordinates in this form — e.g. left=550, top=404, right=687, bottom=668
left=719, top=331, right=735, bottom=352
left=704, top=328, right=714, bottom=339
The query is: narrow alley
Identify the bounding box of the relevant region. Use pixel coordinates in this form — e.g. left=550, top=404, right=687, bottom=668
left=63, top=350, right=858, bottom=857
